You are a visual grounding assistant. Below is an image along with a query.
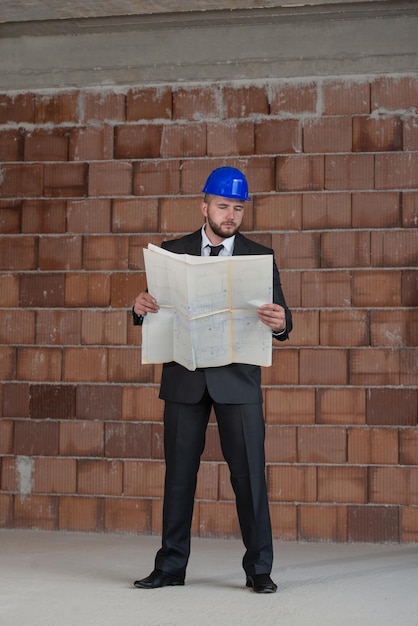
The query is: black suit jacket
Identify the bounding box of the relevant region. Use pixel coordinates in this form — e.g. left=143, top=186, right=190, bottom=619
left=134, top=230, right=292, bottom=404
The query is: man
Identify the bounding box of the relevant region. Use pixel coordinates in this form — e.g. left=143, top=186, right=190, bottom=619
left=132, top=166, right=292, bottom=593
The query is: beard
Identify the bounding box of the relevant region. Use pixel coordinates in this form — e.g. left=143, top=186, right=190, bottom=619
left=206, top=213, right=239, bottom=239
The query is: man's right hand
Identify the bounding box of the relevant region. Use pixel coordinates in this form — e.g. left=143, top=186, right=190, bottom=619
left=133, top=292, right=159, bottom=317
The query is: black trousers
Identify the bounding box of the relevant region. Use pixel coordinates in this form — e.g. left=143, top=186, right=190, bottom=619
left=154, top=388, right=273, bottom=577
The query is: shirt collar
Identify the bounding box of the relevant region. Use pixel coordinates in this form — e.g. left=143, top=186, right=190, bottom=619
left=201, top=225, right=235, bottom=255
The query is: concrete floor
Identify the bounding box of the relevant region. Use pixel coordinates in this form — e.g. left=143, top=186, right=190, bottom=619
left=1, top=529, right=417, bottom=626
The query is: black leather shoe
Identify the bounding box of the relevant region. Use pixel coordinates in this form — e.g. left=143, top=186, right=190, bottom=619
left=246, top=574, right=277, bottom=593
left=134, top=569, right=185, bottom=589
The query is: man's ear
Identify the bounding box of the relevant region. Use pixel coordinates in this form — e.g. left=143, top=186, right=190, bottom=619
left=200, top=201, right=208, bottom=218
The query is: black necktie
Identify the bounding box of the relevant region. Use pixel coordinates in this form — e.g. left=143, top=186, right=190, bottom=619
left=209, top=244, right=224, bottom=256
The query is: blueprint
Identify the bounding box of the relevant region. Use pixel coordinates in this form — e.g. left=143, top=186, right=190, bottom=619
left=141, top=243, right=273, bottom=370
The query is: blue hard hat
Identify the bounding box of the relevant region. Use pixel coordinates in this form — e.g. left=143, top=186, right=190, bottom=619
left=202, top=166, right=251, bottom=201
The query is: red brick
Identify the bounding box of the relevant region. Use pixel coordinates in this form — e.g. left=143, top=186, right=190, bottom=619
left=88, top=161, right=132, bottom=196
left=402, top=192, right=418, bottom=227
left=63, top=348, right=107, bottom=382
left=303, top=117, right=352, bottom=153
left=300, top=348, right=348, bottom=385
left=35, top=310, right=81, bottom=345
left=400, top=429, right=418, bottom=465
left=268, top=465, right=316, bottom=502
left=133, top=159, right=181, bottom=196
left=322, top=80, right=370, bottom=115
left=371, top=76, right=418, bottom=110
left=198, top=501, right=240, bottom=537
left=14, top=420, right=59, bottom=455
left=403, top=116, right=418, bottom=150
left=262, top=347, right=299, bottom=385
left=347, top=506, right=399, bottom=542
left=353, top=270, right=401, bottom=307
left=24, top=129, right=69, bottom=161
left=29, top=384, right=75, bottom=420
left=366, top=388, right=417, bottom=426
left=223, top=85, right=268, bottom=117
left=371, top=309, right=416, bottom=347
left=22, top=199, right=67, bottom=233
left=265, top=388, right=315, bottom=425
left=83, top=235, right=129, bottom=270
left=255, top=120, right=301, bottom=154
left=65, top=273, right=110, bottom=307
left=350, top=348, right=400, bottom=386
left=348, top=427, right=399, bottom=464
left=123, top=460, right=165, bottom=497
left=115, top=124, right=162, bottom=159
left=0, top=129, right=24, bottom=161
left=108, top=347, right=150, bottom=383
left=0, top=420, right=13, bottom=454
left=218, top=463, right=235, bottom=501
left=20, top=273, right=65, bottom=308
left=0, top=200, right=21, bottom=233
left=0, top=347, right=15, bottom=381
left=161, top=123, right=206, bottom=158
left=298, top=426, right=346, bottom=463
left=44, top=162, right=88, bottom=198
left=76, top=385, right=122, bottom=420
left=104, top=497, right=151, bottom=533
left=2, top=383, right=30, bottom=418
left=127, top=86, right=172, bottom=121
left=401, top=270, right=417, bottom=307
left=301, top=270, right=351, bottom=307
left=105, top=422, right=152, bottom=458
left=81, top=91, right=125, bottom=123
left=302, top=192, right=351, bottom=229
left=81, top=310, right=127, bottom=345
left=122, top=386, right=163, bottom=421
left=36, top=91, right=79, bottom=124
left=254, top=194, right=302, bottom=231
left=353, top=116, right=402, bottom=152
left=277, top=155, right=324, bottom=191
left=14, top=495, right=57, bottom=530
left=400, top=349, right=418, bottom=387
left=375, top=153, right=418, bottom=190
left=265, top=426, right=297, bottom=463
left=352, top=191, right=400, bottom=228
left=207, top=121, right=254, bottom=157
left=371, top=230, right=417, bottom=268
left=370, top=467, right=418, bottom=505
left=1, top=457, right=17, bottom=491
left=325, top=154, right=374, bottom=190
left=59, top=496, right=102, bottom=531
left=17, top=347, right=61, bottom=384
left=0, top=310, right=35, bottom=344
left=69, top=126, right=113, bottom=161
left=317, top=388, right=366, bottom=425
left=0, top=236, right=36, bottom=271
left=67, top=198, right=111, bottom=233
left=59, top=421, right=104, bottom=456
left=0, top=164, right=43, bottom=198
left=270, top=503, right=298, bottom=540
left=289, top=310, right=319, bottom=346
left=173, top=86, right=220, bottom=120
left=0, top=274, right=19, bottom=307
left=321, top=230, right=370, bottom=268
left=112, top=197, right=158, bottom=233
left=299, top=505, right=347, bottom=542
left=77, top=459, right=122, bottom=495
left=38, top=235, right=82, bottom=270
left=33, top=458, right=76, bottom=494
left=320, top=309, right=368, bottom=347
left=318, top=466, right=367, bottom=503
left=272, top=232, right=320, bottom=269
left=0, top=93, right=35, bottom=124
left=110, top=272, right=147, bottom=308
left=401, top=507, right=418, bottom=542
left=270, top=82, right=318, bottom=115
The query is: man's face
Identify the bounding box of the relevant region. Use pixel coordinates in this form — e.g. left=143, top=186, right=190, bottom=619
left=201, top=195, right=245, bottom=241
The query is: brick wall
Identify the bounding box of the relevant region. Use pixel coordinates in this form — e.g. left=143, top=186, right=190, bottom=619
left=0, top=75, right=417, bottom=542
